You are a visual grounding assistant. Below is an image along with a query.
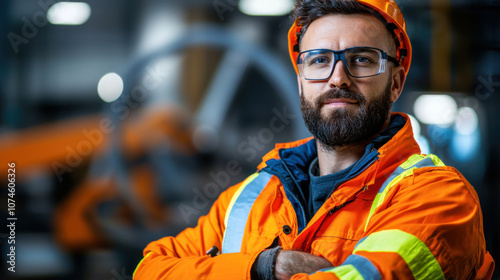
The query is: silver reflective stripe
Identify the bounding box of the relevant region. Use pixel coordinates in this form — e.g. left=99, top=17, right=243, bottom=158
left=221, top=172, right=273, bottom=253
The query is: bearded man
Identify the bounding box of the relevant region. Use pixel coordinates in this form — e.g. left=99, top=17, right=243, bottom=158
left=134, top=0, right=494, bottom=279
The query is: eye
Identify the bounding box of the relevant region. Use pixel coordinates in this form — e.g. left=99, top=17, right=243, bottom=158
left=307, top=56, right=331, bottom=67
left=313, top=57, right=328, bottom=64
left=352, top=56, right=374, bottom=64
left=310, top=56, right=330, bottom=65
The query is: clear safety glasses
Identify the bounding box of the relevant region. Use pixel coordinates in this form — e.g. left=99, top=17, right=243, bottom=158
left=297, top=47, right=399, bottom=80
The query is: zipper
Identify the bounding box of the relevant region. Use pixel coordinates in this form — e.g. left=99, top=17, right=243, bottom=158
left=264, top=147, right=379, bottom=234
left=328, top=196, right=357, bottom=215
left=326, top=147, right=379, bottom=199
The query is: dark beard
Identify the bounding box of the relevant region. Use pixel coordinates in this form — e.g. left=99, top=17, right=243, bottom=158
left=300, top=80, right=393, bottom=149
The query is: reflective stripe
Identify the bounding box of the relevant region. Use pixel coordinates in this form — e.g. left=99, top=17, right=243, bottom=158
left=320, top=254, right=381, bottom=280
left=401, top=154, right=444, bottom=169
left=133, top=251, right=152, bottom=278
left=318, top=154, right=446, bottom=280
left=223, top=173, right=259, bottom=228
left=353, top=229, right=445, bottom=280
left=342, top=255, right=381, bottom=280
left=364, top=154, right=445, bottom=231
left=322, top=264, right=364, bottom=279
left=221, top=172, right=273, bottom=253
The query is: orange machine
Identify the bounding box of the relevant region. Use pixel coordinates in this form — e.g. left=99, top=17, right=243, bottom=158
left=0, top=105, right=195, bottom=251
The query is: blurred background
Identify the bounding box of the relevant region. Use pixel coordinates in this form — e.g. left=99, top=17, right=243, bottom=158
left=0, top=0, right=498, bottom=279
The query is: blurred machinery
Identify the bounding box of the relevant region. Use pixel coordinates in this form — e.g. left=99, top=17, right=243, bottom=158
left=1, top=14, right=306, bottom=278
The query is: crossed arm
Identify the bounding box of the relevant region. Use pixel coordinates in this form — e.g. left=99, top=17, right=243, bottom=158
left=133, top=169, right=490, bottom=280
left=273, top=250, right=333, bottom=280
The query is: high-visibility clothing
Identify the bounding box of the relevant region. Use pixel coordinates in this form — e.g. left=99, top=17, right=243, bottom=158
left=133, top=113, right=494, bottom=280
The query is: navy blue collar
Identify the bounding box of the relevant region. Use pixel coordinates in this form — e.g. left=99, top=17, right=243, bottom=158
left=262, top=114, right=406, bottom=231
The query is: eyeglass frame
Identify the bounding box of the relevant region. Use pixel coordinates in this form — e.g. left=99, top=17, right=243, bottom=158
left=296, top=46, right=400, bottom=80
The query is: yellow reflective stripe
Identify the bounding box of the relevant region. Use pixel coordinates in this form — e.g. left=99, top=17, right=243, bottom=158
left=133, top=251, right=152, bottom=278
left=353, top=230, right=445, bottom=280
left=223, top=173, right=259, bottom=228
left=399, top=154, right=445, bottom=170
left=364, top=154, right=445, bottom=232
left=429, top=154, right=445, bottom=167
left=376, top=167, right=415, bottom=209
left=399, top=154, right=426, bottom=169
left=364, top=167, right=416, bottom=232
left=364, top=193, right=382, bottom=232
left=322, top=264, right=365, bottom=279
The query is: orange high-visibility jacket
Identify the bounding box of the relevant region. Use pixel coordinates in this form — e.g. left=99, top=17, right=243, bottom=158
left=134, top=113, right=494, bottom=280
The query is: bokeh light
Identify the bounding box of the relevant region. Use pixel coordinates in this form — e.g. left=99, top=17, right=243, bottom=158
left=97, top=73, right=124, bottom=103
left=239, top=0, right=294, bottom=16
left=47, top=2, right=92, bottom=25
left=414, top=94, right=457, bottom=126
left=454, top=107, right=479, bottom=136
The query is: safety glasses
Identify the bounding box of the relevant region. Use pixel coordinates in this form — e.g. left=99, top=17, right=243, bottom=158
left=297, top=46, right=399, bottom=79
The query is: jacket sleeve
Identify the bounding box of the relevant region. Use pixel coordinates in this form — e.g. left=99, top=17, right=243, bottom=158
left=133, top=181, right=262, bottom=280
left=291, top=166, right=494, bottom=280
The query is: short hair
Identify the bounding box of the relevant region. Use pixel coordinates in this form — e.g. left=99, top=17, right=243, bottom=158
left=291, top=0, right=399, bottom=55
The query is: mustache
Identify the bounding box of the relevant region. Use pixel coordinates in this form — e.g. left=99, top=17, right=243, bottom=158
left=315, top=88, right=366, bottom=107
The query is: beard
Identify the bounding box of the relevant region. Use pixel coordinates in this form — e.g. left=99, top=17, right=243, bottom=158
left=300, top=79, right=393, bottom=149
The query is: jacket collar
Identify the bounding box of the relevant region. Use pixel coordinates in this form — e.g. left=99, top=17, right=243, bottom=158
left=258, top=112, right=421, bottom=183
left=259, top=112, right=421, bottom=231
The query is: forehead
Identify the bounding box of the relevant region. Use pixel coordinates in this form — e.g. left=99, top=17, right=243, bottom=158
left=301, top=13, right=393, bottom=53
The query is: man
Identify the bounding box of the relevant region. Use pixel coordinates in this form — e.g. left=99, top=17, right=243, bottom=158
left=133, top=0, right=494, bottom=279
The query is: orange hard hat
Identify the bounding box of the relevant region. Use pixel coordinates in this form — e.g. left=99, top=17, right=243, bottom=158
left=288, top=0, right=412, bottom=76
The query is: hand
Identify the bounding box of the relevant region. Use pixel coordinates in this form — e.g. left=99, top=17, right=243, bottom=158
left=274, top=250, right=332, bottom=280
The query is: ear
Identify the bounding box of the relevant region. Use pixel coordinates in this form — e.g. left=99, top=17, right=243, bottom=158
left=390, top=66, right=406, bottom=103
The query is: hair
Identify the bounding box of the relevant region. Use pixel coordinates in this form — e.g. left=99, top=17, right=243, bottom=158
left=291, top=0, right=399, bottom=55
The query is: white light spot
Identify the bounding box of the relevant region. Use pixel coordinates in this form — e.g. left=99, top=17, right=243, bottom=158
left=239, top=0, right=294, bottom=16
left=454, top=107, right=478, bottom=135
left=414, top=94, right=457, bottom=125
left=47, top=2, right=91, bottom=25
left=98, top=73, right=123, bottom=103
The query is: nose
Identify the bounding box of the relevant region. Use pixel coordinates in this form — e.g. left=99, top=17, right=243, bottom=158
left=328, top=60, right=351, bottom=89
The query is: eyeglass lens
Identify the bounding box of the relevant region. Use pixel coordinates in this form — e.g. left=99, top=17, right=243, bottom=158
left=300, top=47, right=384, bottom=79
